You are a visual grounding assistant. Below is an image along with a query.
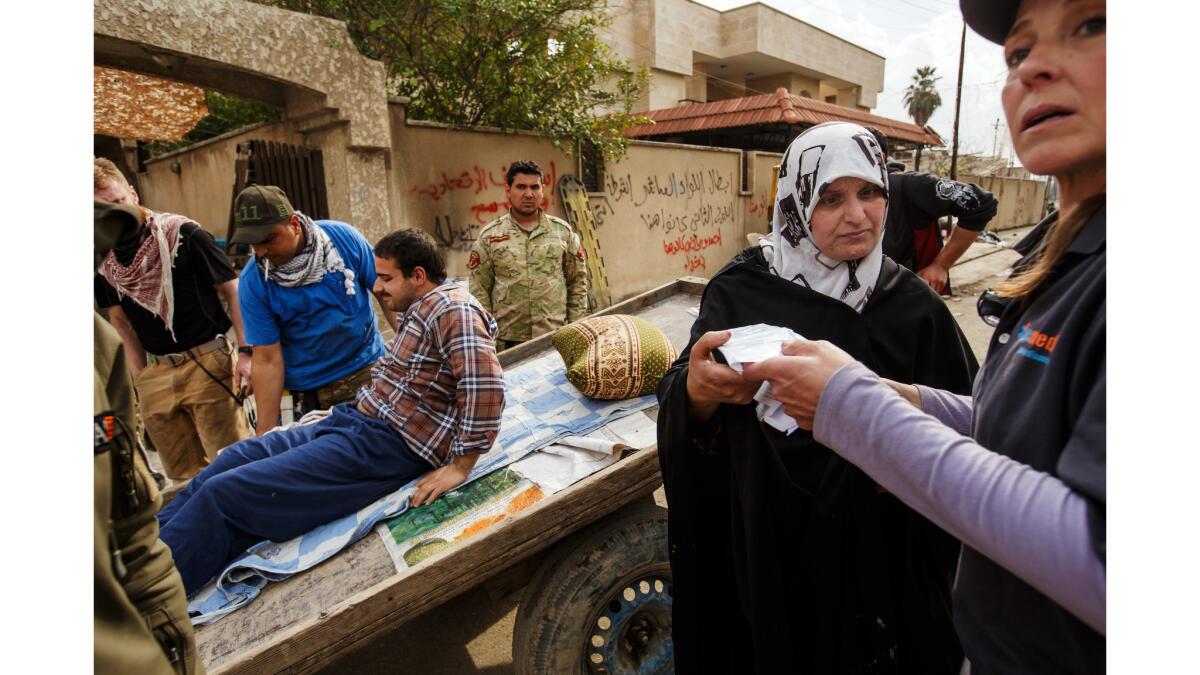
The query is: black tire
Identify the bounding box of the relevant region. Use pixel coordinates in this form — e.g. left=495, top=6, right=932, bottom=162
left=513, top=501, right=673, bottom=675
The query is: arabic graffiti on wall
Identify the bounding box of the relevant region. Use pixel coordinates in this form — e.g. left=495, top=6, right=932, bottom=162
left=662, top=229, right=723, bottom=274
left=591, top=196, right=616, bottom=228
left=596, top=164, right=737, bottom=273
left=432, top=215, right=481, bottom=252
left=602, top=168, right=731, bottom=209
left=748, top=195, right=773, bottom=223
left=412, top=162, right=560, bottom=250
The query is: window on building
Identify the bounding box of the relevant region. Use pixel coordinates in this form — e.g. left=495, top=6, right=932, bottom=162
left=825, top=95, right=837, bottom=104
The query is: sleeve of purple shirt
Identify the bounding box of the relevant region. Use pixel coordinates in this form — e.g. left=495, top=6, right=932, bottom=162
left=813, top=362, right=1106, bottom=634
left=913, top=385, right=973, bottom=435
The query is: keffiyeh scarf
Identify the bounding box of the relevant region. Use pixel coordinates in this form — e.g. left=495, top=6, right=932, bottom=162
left=760, top=121, right=889, bottom=312
left=98, top=210, right=190, bottom=340
left=257, top=212, right=356, bottom=295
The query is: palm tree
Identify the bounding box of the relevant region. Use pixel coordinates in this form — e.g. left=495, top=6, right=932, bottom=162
left=903, top=66, right=942, bottom=171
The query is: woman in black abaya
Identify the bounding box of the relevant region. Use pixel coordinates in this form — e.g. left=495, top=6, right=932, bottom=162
left=656, top=121, right=978, bottom=674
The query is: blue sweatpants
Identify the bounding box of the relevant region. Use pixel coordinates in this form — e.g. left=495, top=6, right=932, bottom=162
left=158, top=403, right=431, bottom=594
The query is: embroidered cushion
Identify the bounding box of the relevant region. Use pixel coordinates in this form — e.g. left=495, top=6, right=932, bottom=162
left=552, top=314, right=678, bottom=400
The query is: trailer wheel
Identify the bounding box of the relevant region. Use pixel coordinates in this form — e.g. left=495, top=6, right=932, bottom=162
left=513, top=501, right=672, bottom=675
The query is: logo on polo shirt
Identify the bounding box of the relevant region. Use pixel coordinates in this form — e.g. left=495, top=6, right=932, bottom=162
left=1014, top=322, right=1059, bottom=365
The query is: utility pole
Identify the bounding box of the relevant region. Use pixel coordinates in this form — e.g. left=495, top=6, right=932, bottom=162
left=950, top=23, right=969, bottom=180
left=992, top=118, right=1001, bottom=157
left=950, top=22, right=966, bottom=180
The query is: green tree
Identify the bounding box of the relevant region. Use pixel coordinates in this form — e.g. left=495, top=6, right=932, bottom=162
left=145, top=91, right=279, bottom=158
left=902, top=65, right=942, bottom=171
left=266, top=0, right=647, bottom=160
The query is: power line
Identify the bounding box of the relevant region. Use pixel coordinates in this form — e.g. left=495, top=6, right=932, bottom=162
left=855, top=0, right=946, bottom=23
left=895, top=0, right=958, bottom=14
left=758, top=0, right=924, bottom=34
left=859, top=0, right=961, bottom=22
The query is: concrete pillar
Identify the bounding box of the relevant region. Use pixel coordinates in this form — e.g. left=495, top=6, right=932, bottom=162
left=95, top=0, right=396, bottom=240
left=299, top=123, right=393, bottom=244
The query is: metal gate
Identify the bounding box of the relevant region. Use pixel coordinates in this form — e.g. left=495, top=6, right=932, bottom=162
left=225, top=140, right=329, bottom=264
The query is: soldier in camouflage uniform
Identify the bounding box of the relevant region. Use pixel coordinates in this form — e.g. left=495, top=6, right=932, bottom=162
left=95, top=200, right=201, bottom=675
left=468, top=160, right=589, bottom=349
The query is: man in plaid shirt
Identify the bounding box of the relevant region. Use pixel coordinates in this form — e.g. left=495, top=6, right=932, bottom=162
left=158, top=229, right=505, bottom=594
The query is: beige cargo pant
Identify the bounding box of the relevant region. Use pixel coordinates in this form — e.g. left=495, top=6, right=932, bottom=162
left=134, top=349, right=250, bottom=481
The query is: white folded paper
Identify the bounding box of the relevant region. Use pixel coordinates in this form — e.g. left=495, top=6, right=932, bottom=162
left=716, top=323, right=806, bottom=434
left=511, top=412, right=658, bottom=493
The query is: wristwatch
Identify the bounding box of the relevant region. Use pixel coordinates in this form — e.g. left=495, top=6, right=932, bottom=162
left=238, top=346, right=254, bottom=356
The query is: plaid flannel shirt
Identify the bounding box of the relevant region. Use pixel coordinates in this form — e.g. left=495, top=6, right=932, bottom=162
left=356, top=280, right=504, bottom=467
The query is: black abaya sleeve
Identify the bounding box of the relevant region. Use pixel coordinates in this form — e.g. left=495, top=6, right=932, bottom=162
left=656, top=261, right=756, bottom=674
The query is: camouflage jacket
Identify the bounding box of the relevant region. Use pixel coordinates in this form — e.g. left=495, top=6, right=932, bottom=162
left=95, top=312, right=201, bottom=675
left=468, top=212, right=589, bottom=342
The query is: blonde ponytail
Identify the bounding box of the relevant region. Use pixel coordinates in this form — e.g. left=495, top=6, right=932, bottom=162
left=996, top=193, right=1105, bottom=300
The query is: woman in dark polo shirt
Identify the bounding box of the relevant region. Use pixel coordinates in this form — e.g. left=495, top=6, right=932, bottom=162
left=741, top=0, right=1106, bottom=672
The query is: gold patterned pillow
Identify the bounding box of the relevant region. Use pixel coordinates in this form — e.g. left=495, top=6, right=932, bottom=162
left=552, top=315, right=679, bottom=400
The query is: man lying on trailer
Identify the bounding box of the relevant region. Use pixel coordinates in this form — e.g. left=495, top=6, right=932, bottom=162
left=157, top=228, right=506, bottom=595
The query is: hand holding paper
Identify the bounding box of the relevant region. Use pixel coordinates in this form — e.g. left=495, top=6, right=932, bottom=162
left=685, top=330, right=761, bottom=422
left=741, top=338, right=858, bottom=431
left=715, top=324, right=807, bottom=434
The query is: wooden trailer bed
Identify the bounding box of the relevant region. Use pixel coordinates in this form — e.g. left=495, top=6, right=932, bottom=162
left=198, top=277, right=706, bottom=674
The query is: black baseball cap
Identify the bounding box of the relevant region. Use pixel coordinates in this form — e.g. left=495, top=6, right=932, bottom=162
left=232, top=185, right=295, bottom=244
left=960, top=0, right=1021, bottom=45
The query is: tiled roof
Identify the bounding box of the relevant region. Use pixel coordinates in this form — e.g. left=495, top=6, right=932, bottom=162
left=94, top=66, right=209, bottom=141
left=625, top=87, right=944, bottom=147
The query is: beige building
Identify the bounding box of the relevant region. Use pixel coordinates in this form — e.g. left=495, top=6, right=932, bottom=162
left=602, top=0, right=885, bottom=113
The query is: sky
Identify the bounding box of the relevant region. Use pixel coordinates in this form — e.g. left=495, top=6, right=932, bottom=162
left=693, top=0, right=1013, bottom=161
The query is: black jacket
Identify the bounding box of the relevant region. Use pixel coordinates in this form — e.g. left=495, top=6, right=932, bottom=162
left=657, top=247, right=978, bottom=674
left=956, top=207, right=1106, bottom=675
left=882, top=172, right=998, bottom=272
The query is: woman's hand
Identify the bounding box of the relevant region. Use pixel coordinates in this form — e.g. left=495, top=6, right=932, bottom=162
left=685, top=330, right=762, bottom=422
left=741, top=339, right=856, bottom=430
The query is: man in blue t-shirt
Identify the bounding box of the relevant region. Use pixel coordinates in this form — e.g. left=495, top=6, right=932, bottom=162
left=232, top=185, right=399, bottom=435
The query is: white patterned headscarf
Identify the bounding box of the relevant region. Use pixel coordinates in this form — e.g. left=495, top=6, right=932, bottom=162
left=256, top=212, right=356, bottom=296
left=759, top=122, right=889, bottom=313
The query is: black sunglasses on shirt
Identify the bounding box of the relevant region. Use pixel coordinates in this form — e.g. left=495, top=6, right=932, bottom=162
left=976, top=288, right=1012, bottom=328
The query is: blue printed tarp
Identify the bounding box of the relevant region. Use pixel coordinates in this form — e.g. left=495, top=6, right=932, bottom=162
left=188, top=351, right=656, bottom=625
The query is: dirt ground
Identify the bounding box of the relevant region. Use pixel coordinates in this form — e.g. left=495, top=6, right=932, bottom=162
left=316, top=228, right=1032, bottom=675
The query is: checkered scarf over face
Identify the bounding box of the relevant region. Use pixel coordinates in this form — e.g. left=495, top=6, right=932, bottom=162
left=760, top=121, right=889, bottom=313
left=98, top=210, right=190, bottom=341
left=256, top=212, right=356, bottom=295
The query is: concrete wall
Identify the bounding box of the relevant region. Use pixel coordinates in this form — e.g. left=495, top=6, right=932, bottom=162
left=388, top=110, right=575, bottom=276
left=140, top=121, right=305, bottom=238
left=745, top=150, right=783, bottom=234
left=137, top=100, right=785, bottom=304
left=960, top=175, right=1048, bottom=230
left=648, top=70, right=689, bottom=109
left=652, top=0, right=705, bottom=74
left=587, top=141, right=745, bottom=300
left=754, top=3, right=883, bottom=108
left=390, top=104, right=759, bottom=302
